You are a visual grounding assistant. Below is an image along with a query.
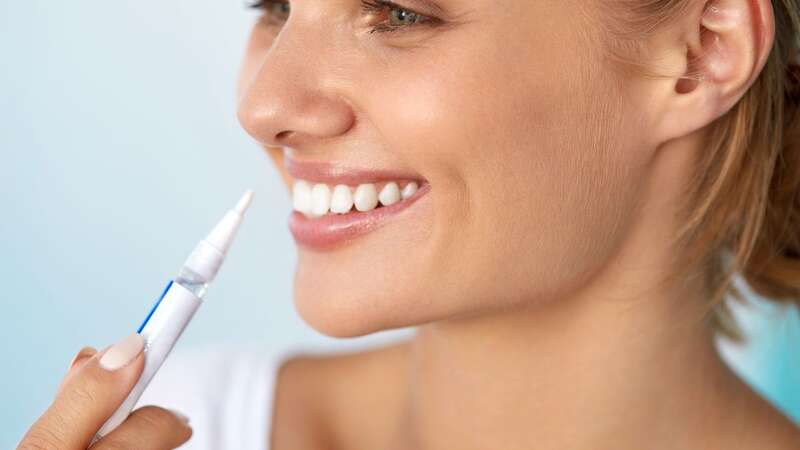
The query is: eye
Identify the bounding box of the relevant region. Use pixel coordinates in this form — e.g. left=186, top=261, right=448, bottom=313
left=361, top=0, right=440, bottom=33
left=247, top=0, right=441, bottom=34
left=247, top=0, right=290, bottom=26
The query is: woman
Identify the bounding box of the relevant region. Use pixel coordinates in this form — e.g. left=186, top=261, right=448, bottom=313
left=18, top=0, right=800, bottom=448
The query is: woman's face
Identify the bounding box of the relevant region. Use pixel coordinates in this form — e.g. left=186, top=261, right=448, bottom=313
left=237, top=0, right=659, bottom=336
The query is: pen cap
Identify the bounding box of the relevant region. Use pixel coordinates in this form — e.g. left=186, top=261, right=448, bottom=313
left=206, top=208, right=245, bottom=256
left=182, top=190, right=253, bottom=282
left=183, top=240, right=225, bottom=282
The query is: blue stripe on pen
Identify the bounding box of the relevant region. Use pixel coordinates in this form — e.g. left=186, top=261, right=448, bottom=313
left=137, top=280, right=174, bottom=333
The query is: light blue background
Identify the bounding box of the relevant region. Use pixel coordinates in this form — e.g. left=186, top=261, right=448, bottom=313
left=0, top=1, right=797, bottom=447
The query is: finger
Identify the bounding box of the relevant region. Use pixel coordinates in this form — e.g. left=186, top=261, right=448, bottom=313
left=18, top=333, right=145, bottom=450
left=56, top=346, right=98, bottom=396
left=69, top=346, right=98, bottom=371
left=92, top=405, right=192, bottom=450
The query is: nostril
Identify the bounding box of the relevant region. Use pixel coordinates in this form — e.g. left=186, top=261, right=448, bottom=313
left=276, top=130, right=294, bottom=141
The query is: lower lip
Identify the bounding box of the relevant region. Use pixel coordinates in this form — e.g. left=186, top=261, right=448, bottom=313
left=288, top=183, right=431, bottom=250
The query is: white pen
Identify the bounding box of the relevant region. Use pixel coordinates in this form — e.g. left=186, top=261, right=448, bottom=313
left=92, top=190, right=254, bottom=442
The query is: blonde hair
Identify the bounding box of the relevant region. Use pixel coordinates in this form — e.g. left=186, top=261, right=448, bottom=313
left=600, top=0, right=800, bottom=340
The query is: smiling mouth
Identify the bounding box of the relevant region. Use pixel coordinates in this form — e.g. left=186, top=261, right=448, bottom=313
left=284, top=158, right=431, bottom=249
left=293, top=179, right=423, bottom=217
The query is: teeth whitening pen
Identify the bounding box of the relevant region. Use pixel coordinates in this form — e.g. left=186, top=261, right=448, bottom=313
left=92, top=190, right=254, bottom=442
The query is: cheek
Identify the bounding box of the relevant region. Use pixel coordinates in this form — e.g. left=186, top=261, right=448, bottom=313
left=359, top=12, right=649, bottom=308
left=250, top=3, right=653, bottom=334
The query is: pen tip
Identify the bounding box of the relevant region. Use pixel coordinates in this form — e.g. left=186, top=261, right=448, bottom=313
left=234, top=189, right=254, bottom=214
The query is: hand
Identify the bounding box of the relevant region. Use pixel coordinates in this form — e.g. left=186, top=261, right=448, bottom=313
left=17, top=333, right=192, bottom=450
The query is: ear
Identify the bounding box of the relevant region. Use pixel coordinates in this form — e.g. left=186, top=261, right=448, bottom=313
left=655, top=0, right=775, bottom=142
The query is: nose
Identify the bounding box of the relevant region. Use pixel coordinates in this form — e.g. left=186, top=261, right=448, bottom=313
left=237, top=23, right=356, bottom=149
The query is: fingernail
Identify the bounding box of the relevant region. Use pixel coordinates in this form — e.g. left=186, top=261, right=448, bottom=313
left=68, top=346, right=97, bottom=370
left=169, top=409, right=191, bottom=424
left=99, top=333, right=144, bottom=371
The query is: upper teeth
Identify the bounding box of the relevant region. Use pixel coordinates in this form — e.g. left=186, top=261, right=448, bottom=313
left=293, top=180, right=419, bottom=217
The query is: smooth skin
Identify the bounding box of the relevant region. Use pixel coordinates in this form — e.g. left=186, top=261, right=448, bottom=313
left=237, top=0, right=800, bottom=449
left=18, top=0, right=800, bottom=449
left=18, top=343, right=191, bottom=449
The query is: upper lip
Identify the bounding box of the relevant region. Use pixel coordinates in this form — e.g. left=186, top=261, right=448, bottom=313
left=284, top=157, right=426, bottom=186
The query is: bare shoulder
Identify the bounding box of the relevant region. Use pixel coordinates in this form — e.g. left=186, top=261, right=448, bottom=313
left=750, top=410, right=800, bottom=450
left=717, top=373, right=800, bottom=450
left=271, top=341, right=412, bottom=449
left=277, top=339, right=411, bottom=386
left=762, top=410, right=800, bottom=450
left=280, top=340, right=412, bottom=411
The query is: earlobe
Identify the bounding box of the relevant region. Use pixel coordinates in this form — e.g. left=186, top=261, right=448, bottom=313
left=657, top=0, right=774, bottom=141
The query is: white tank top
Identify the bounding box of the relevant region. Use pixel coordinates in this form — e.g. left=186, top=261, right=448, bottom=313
left=137, top=345, right=292, bottom=450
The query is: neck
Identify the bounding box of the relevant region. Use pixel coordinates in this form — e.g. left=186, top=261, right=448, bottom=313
left=396, top=139, right=742, bottom=450
left=401, top=287, right=735, bottom=449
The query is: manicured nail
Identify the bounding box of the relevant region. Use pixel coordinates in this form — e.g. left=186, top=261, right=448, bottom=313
left=68, top=346, right=97, bottom=370
left=169, top=409, right=190, bottom=424
left=99, top=333, right=144, bottom=371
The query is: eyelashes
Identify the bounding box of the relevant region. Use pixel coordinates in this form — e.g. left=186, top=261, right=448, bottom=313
left=359, top=0, right=440, bottom=34
left=247, top=0, right=290, bottom=26
left=247, top=0, right=442, bottom=35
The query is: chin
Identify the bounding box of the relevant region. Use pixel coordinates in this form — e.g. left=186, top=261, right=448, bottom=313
left=291, top=242, right=436, bottom=337
left=292, top=280, right=419, bottom=338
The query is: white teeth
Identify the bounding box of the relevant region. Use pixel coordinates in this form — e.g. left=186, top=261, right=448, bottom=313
left=292, top=179, right=422, bottom=217
left=378, top=182, right=401, bottom=206
left=310, top=183, right=331, bottom=217
left=330, top=184, right=354, bottom=214
left=401, top=181, right=418, bottom=199
left=292, top=180, right=312, bottom=214
left=354, top=183, right=379, bottom=212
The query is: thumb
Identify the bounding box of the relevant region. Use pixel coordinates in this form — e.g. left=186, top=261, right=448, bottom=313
left=19, top=333, right=145, bottom=450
